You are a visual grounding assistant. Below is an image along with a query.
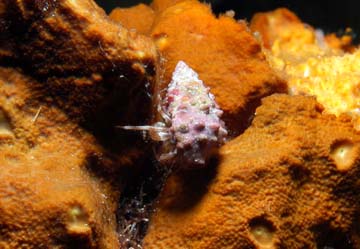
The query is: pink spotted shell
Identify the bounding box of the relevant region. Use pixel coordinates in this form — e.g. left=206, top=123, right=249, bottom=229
left=160, top=61, right=228, bottom=168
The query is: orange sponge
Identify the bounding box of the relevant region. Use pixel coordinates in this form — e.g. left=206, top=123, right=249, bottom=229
left=151, top=0, right=286, bottom=134
left=109, top=4, right=155, bottom=35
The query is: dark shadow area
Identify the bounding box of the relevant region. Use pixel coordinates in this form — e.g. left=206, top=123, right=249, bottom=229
left=96, top=0, right=151, bottom=10
left=312, top=223, right=354, bottom=249
left=116, top=157, right=170, bottom=248
left=163, top=156, right=219, bottom=212
left=115, top=155, right=220, bottom=248
left=213, top=0, right=359, bottom=39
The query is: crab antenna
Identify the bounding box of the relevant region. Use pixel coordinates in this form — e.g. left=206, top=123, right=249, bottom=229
left=117, top=125, right=170, bottom=142
left=116, top=125, right=166, bottom=131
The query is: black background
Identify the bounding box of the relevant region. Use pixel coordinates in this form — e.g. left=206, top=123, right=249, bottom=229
left=95, top=0, right=360, bottom=41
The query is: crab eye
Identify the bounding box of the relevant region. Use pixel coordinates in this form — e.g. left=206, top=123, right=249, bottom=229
left=149, top=129, right=171, bottom=142
left=177, top=124, right=189, bottom=133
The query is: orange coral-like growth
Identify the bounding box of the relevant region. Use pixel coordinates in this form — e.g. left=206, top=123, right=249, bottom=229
left=251, top=8, right=360, bottom=130
left=250, top=8, right=338, bottom=62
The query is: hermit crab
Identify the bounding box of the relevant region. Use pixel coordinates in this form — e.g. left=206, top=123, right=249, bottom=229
left=120, top=61, right=227, bottom=169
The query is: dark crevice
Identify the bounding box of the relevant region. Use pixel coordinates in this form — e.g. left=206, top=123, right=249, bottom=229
left=116, top=157, right=171, bottom=249
left=115, top=154, right=220, bottom=248
left=289, top=164, right=310, bottom=187
left=312, top=223, right=354, bottom=249
left=159, top=156, right=219, bottom=211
